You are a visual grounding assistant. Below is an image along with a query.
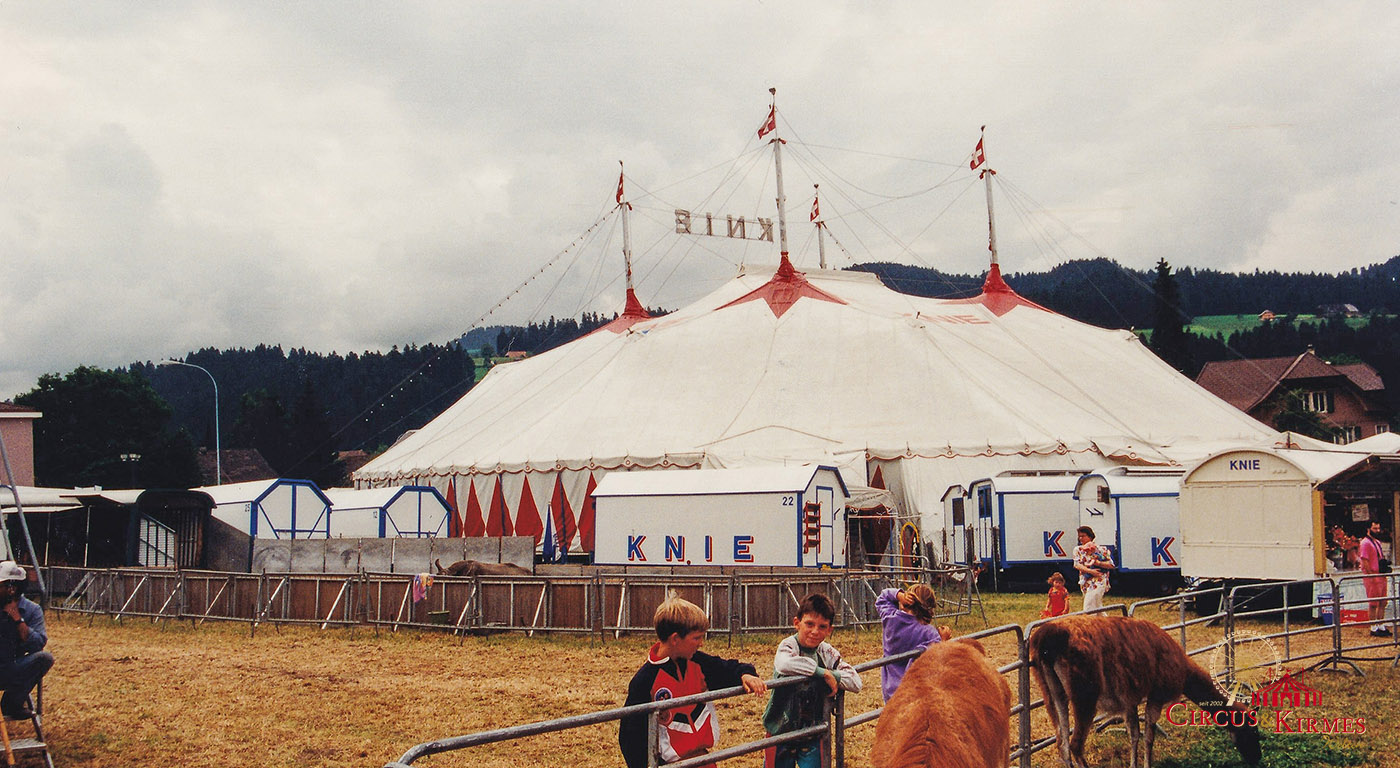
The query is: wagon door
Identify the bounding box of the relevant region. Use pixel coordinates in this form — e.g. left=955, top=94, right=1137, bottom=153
left=816, top=485, right=837, bottom=566
left=976, top=483, right=995, bottom=563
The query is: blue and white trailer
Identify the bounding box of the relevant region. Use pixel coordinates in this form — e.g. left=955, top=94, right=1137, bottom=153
left=946, top=470, right=1087, bottom=577
left=323, top=485, right=454, bottom=538
left=592, top=464, right=849, bottom=567
left=1074, top=467, right=1184, bottom=583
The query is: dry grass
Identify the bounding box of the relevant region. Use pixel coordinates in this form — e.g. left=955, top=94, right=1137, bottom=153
left=33, top=594, right=1400, bottom=767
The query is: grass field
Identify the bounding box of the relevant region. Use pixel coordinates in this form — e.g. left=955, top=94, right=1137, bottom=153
left=1184, top=313, right=1377, bottom=338
left=34, top=594, right=1400, bottom=767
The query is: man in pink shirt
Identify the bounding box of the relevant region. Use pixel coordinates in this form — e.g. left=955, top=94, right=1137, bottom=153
left=1358, top=520, right=1391, bottom=637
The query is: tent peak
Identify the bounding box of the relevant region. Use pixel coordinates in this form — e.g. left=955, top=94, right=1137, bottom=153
left=946, top=262, right=1052, bottom=317
left=598, top=287, right=652, bottom=334
left=720, top=254, right=847, bottom=318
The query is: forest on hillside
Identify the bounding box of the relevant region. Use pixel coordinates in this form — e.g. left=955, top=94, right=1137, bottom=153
left=854, top=254, right=1400, bottom=330
left=857, top=255, right=1400, bottom=415
left=15, top=255, right=1400, bottom=489
left=146, top=254, right=1400, bottom=463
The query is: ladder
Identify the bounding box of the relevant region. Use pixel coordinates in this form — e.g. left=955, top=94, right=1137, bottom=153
left=0, top=693, right=53, bottom=768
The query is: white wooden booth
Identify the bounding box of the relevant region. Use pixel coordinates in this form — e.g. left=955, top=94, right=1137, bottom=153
left=200, top=479, right=332, bottom=539
left=1074, top=467, right=1184, bottom=574
left=323, top=485, right=454, bottom=538
left=592, top=465, right=849, bottom=567
left=1179, top=448, right=1400, bottom=581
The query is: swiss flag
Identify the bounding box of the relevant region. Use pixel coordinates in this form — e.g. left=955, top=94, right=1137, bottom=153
left=970, top=134, right=986, bottom=170
left=809, top=193, right=820, bottom=223
left=615, top=168, right=625, bottom=204
left=757, top=106, right=776, bottom=139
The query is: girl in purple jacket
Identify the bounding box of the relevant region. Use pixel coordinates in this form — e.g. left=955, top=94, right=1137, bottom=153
left=876, top=585, right=949, bottom=701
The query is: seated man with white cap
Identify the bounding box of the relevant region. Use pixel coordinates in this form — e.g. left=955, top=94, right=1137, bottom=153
left=0, top=561, right=51, bottom=720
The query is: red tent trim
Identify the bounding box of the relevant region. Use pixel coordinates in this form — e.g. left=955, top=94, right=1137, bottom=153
left=462, top=478, right=486, bottom=537
left=552, top=474, right=577, bottom=551
left=486, top=476, right=513, bottom=537
left=514, top=479, right=544, bottom=542
left=946, top=263, right=1051, bottom=318
left=578, top=473, right=598, bottom=551
left=445, top=477, right=463, bottom=537
left=719, top=255, right=846, bottom=319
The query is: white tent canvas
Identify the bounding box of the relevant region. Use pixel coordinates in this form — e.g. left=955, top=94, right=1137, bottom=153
left=356, top=261, right=1278, bottom=556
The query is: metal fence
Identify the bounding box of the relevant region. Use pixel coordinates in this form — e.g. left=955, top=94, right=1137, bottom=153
left=44, top=564, right=980, bottom=639
left=382, top=576, right=1399, bottom=768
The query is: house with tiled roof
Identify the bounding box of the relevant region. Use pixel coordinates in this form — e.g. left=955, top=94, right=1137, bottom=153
left=1196, top=349, right=1391, bottom=444
left=196, top=448, right=277, bottom=486
left=0, top=402, right=40, bottom=486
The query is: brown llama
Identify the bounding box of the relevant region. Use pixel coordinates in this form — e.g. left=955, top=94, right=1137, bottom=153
left=433, top=558, right=532, bottom=577
left=871, top=638, right=1011, bottom=768
left=1029, top=615, right=1261, bottom=768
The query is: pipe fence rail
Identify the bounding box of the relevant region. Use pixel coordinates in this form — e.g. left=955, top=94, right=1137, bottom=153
left=41, top=565, right=980, bottom=639
left=383, top=578, right=1398, bottom=768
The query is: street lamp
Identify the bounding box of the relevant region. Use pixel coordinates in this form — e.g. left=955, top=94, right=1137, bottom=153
left=158, top=359, right=221, bottom=485
left=119, top=452, right=141, bottom=487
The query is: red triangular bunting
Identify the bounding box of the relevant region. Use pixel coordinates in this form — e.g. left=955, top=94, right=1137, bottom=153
left=462, top=478, right=485, bottom=537
left=486, top=476, right=513, bottom=537
left=445, top=477, right=463, bottom=537
left=578, top=473, right=598, bottom=551
left=514, top=478, right=544, bottom=543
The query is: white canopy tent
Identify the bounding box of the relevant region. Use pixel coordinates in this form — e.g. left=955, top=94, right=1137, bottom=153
left=356, top=260, right=1278, bottom=557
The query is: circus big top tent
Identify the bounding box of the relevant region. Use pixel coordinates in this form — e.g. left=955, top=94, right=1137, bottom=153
left=354, top=258, right=1279, bottom=560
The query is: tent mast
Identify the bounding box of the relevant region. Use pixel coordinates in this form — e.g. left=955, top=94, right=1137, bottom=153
left=979, top=126, right=999, bottom=268
left=618, top=160, right=635, bottom=294
left=616, top=161, right=647, bottom=318
left=813, top=185, right=827, bottom=269
left=766, top=87, right=792, bottom=266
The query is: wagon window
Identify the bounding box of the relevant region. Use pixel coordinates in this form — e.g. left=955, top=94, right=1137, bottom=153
left=138, top=515, right=178, bottom=568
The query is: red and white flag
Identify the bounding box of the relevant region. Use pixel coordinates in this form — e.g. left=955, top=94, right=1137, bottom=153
left=615, top=169, right=625, bottom=204
left=810, top=193, right=820, bottom=222
left=757, top=106, right=776, bottom=138
left=970, top=129, right=986, bottom=170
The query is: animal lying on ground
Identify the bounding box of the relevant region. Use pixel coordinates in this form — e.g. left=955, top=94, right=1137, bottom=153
left=871, top=638, right=1011, bottom=768
left=1029, top=615, right=1261, bottom=768
left=433, top=559, right=533, bottom=577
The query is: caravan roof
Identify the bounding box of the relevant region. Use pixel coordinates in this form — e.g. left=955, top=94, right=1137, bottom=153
left=971, top=470, right=1088, bottom=494
left=593, top=465, right=847, bottom=498
left=1075, top=466, right=1184, bottom=498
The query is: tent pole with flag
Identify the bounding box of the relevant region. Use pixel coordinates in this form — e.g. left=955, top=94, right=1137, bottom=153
left=761, top=87, right=792, bottom=266
left=812, top=184, right=826, bottom=269
left=972, top=126, right=999, bottom=267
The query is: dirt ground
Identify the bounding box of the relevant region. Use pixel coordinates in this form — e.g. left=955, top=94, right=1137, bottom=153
left=31, top=597, right=1400, bottom=768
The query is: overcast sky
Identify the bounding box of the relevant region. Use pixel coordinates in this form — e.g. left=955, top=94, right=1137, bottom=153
left=4, top=2, right=1398, bottom=398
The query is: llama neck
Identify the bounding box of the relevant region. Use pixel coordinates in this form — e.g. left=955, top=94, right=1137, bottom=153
left=1183, top=662, right=1231, bottom=710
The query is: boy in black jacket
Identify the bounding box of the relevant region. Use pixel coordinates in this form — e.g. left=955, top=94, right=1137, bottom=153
left=619, top=596, right=767, bottom=767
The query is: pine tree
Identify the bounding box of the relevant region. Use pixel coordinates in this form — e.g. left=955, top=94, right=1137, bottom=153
left=1148, top=258, right=1193, bottom=374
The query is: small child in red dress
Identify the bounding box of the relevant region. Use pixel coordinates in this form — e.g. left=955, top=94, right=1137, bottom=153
left=1040, top=572, right=1069, bottom=618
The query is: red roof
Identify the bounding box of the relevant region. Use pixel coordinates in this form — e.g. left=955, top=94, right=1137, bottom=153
left=0, top=402, right=40, bottom=416
left=1195, top=350, right=1384, bottom=412
left=1335, top=362, right=1385, bottom=391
